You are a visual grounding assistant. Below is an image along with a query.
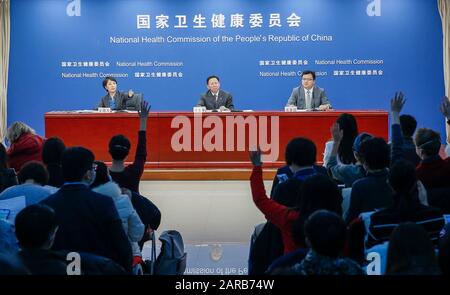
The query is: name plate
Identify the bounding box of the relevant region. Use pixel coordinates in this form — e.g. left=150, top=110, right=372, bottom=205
left=193, top=107, right=207, bottom=113
left=284, top=106, right=298, bottom=112
left=98, top=107, right=112, bottom=113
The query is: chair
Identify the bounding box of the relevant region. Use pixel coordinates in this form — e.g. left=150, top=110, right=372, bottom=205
left=125, top=93, right=143, bottom=111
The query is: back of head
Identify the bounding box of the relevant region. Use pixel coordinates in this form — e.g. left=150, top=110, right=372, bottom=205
left=292, top=174, right=342, bottom=244
left=6, top=121, right=35, bottom=143
left=18, top=161, right=49, bottom=185
left=304, top=210, right=346, bottom=257
left=285, top=137, right=316, bottom=167
left=336, top=113, right=358, bottom=164
left=359, top=137, right=390, bottom=170
left=15, top=204, right=57, bottom=249
left=400, top=114, right=417, bottom=138
left=352, top=132, right=373, bottom=156
left=389, top=159, right=417, bottom=196
left=415, top=128, right=441, bottom=157
left=299, top=174, right=342, bottom=215
left=90, top=161, right=110, bottom=188
left=62, top=147, right=95, bottom=182
left=108, top=135, right=130, bottom=160
left=387, top=222, right=438, bottom=274
left=42, top=137, right=66, bottom=165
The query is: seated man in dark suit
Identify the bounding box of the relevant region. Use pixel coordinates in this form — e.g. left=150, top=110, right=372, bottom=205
left=40, top=147, right=132, bottom=272
left=196, top=75, right=234, bottom=111
left=286, top=70, right=331, bottom=110
left=98, top=76, right=134, bottom=110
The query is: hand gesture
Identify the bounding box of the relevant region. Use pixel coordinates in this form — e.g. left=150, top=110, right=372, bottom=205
left=331, top=122, right=343, bottom=142
left=390, top=91, right=405, bottom=113
left=249, top=149, right=262, bottom=166
left=439, top=96, right=450, bottom=120
left=138, top=100, right=151, bottom=118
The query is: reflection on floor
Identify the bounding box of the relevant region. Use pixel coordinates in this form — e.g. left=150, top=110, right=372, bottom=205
left=139, top=180, right=273, bottom=274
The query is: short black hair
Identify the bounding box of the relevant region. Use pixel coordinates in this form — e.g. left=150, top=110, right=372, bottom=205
left=285, top=137, right=317, bottom=167
left=42, top=137, right=66, bottom=165
left=301, top=70, right=316, bottom=80
left=415, top=128, right=441, bottom=157
left=389, top=159, right=417, bottom=195
left=102, top=76, right=117, bottom=90
left=15, top=204, right=57, bottom=249
left=206, top=75, right=220, bottom=84
left=304, top=210, right=346, bottom=257
left=359, top=137, right=390, bottom=170
left=62, top=147, right=95, bottom=182
left=108, top=135, right=131, bottom=160
left=90, top=161, right=109, bottom=188
left=18, top=161, right=49, bottom=185
left=400, top=115, right=417, bottom=138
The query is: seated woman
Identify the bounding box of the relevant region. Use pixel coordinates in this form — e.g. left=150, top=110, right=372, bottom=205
left=6, top=121, right=45, bottom=172
left=98, top=76, right=134, bottom=110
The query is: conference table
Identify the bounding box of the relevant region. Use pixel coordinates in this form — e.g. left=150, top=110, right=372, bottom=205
left=45, top=110, right=388, bottom=170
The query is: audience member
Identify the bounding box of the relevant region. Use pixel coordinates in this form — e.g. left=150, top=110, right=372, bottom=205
left=326, top=125, right=372, bottom=187
left=250, top=149, right=342, bottom=254
left=323, top=113, right=358, bottom=166
left=109, top=101, right=150, bottom=194
left=40, top=147, right=132, bottom=271
left=0, top=161, right=54, bottom=206
left=386, top=222, right=440, bottom=275
left=6, top=121, right=45, bottom=172
left=291, top=210, right=363, bottom=275
left=91, top=161, right=145, bottom=258
left=15, top=204, right=67, bottom=275
left=345, top=137, right=393, bottom=223
left=0, top=144, right=18, bottom=193
left=42, top=137, right=66, bottom=188
left=367, top=160, right=444, bottom=248
left=398, top=114, right=421, bottom=166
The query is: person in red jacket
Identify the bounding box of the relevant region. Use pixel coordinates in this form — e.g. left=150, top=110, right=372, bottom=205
left=6, top=122, right=45, bottom=172
left=249, top=144, right=342, bottom=254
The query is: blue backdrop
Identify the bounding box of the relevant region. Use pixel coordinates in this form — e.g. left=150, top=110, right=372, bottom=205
left=7, top=0, right=445, bottom=138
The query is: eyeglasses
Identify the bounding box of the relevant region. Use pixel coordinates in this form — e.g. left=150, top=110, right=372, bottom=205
left=302, top=78, right=313, bottom=81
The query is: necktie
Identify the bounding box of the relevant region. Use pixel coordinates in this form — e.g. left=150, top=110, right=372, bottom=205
left=306, top=90, right=312, bottom=109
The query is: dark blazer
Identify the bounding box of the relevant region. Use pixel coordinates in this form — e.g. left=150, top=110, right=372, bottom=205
left=286, top=86, right=330, bottom=109
left=197, top=90, right=234, bottom=110
left=40, top=184, right=132, bottom=271
left=98, top=91, right=130, bottom=110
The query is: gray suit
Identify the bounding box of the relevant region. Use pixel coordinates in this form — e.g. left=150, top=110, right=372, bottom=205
left=98, top=91, right=130, bottom=110
left=286, top=86, right=331, bottom=109
left=197, top=90, right=234, bottom=111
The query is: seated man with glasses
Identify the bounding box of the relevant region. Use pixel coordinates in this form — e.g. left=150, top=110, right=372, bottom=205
left=286, top=70, right=331, bottom=111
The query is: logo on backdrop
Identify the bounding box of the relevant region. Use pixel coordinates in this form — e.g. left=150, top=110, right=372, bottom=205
left=366, top=0, right=381, bottom=17
left=66, top=0, right=81, bottom=17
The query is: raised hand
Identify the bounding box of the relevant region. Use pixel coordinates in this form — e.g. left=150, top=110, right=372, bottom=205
left=139, top=100, right=151, bottom=118
left=390, top=91, right=406, bottom=113
left=249, top=149, right=262, bottom=166
left=331, top=122, right=343, bottom=142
